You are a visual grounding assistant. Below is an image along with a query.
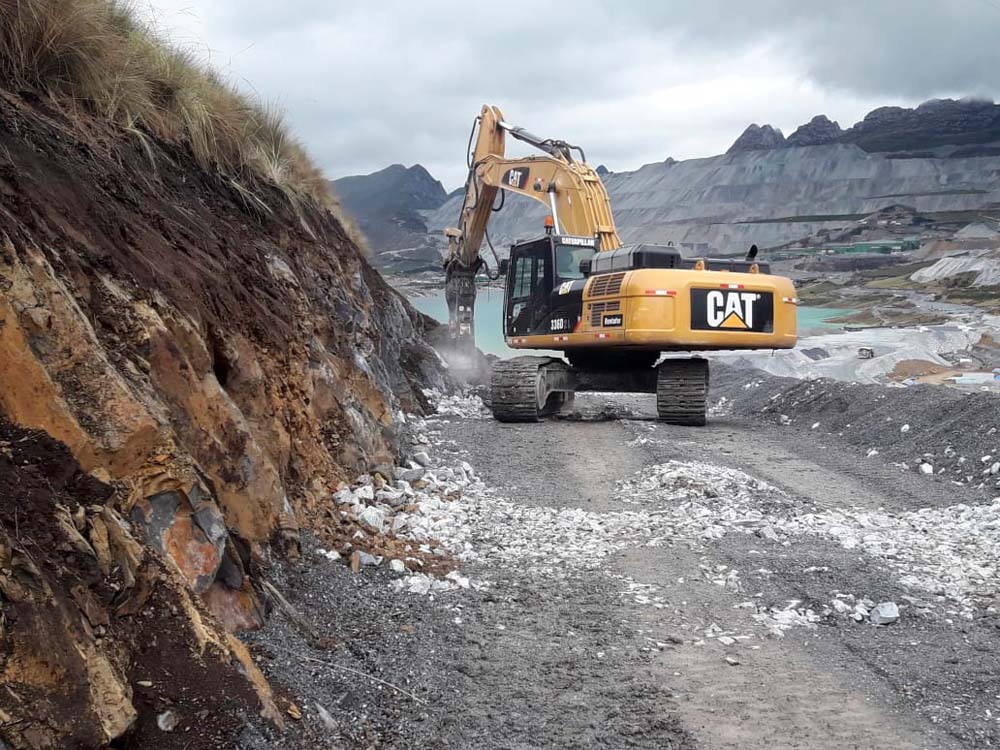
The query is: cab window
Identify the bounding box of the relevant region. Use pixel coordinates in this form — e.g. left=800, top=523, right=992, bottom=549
left=555, top=244, right=593, bottom=281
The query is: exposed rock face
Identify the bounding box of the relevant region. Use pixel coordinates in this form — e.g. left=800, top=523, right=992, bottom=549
left=786, top=115, right=843, bottom=147
left=0, top=85, right=448, bottom=746
left=332, top=164, right=449, bottom=273
left=0, top=416, right=280, bottom=748
left=727, top=124, right=786, bottom=153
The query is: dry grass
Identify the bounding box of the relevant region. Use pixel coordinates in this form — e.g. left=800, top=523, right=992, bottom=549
left=0, top=0, right=355, bottom=229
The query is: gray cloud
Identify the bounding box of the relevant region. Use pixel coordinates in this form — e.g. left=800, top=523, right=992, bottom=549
left=143, top=0, right=1000, bottom=188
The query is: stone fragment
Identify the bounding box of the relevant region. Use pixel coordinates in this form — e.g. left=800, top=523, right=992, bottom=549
left=757, top=525, right=782, bottom=542
left=390, top=559, right=406, bottom=573
left=157, top=711, right=178, bottom=732
left=869, top=601, right=899, bottom=625
left=400, top=467, right=425, bottom=482
left=445, top=570, right=471, bottom=589
left=358, top=552, right=381, bottom=567
left=413, top=451, right=431, bottom=467
left=358, top=506, right=385, bottom=533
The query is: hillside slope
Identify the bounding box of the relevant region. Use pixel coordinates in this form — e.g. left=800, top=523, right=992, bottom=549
left=0, top=62, right=445, bottom=750
left=332, top=164, right=448, bottom=272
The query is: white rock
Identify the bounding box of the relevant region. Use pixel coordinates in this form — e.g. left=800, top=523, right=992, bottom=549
left=831, top=598, right=852, bottom=614
left=400, top=467, right=425, bottom=482
left=358, top=506, right=385, bottom=533
left=900, top=424, right=910, bottom=433
left=919, top=462, right=934, bottom=475
left=445, top=570, right=471, bottom=589
left=413, top=451, right=431, bottom=467
left=354, top=485, right=375, bottom=502
left=869, top=601, right=899, bottom=625
left=157, top=711, right=178, bottom=732
left=760, top=525, right=783, bottom=542
left=406, top=575, right=432, bottom=595
left=358, top=551, right=381, bottom=567
left=390, top=559, right=406, bottom=573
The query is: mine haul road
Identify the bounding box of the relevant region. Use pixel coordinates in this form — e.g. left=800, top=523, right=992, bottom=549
left=423, top=393, right=998, bottom=750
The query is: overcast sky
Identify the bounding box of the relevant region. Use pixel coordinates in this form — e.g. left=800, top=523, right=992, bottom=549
left=141, top=1, right=1000, bottom=189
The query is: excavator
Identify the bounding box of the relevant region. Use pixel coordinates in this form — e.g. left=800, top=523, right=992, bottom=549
left=444, top=105, right=798, bottom=425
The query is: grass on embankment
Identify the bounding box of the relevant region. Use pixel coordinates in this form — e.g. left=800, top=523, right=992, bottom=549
left=0, top=0, right=362, bottom=241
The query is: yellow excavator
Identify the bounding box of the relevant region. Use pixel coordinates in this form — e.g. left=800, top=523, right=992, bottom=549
left=444, top=105, right=798, bottom=424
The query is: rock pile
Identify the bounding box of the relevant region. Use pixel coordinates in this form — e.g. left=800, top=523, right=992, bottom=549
left=620, top=454, right=1000, bottom=620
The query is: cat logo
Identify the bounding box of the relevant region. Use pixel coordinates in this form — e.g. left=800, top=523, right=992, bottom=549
left=690, top=289, right=773, bottom=332
left=706, top=290, right=758, bottom=329
left=503, top=168, right=528, bottom=189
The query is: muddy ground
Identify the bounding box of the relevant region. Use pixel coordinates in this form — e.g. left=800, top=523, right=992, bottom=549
left=236, top=369, right=1000, bottom=750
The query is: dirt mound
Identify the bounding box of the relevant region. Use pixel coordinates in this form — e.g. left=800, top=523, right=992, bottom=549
left=713, top=365, right=1000, bottom=491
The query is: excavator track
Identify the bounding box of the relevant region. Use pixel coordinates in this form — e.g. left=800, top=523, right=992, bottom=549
left=491, top=356, right=570, bottom=422
left=656, top=358, right=709, bottom=426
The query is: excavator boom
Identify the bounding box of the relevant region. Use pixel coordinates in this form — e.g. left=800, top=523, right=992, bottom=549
left=443, top=105, right=619, bottom=346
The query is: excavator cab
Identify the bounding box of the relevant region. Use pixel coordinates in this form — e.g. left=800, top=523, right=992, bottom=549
left=504, top=235, right=595, bottom=338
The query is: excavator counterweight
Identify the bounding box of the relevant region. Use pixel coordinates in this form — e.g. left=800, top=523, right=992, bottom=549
left=444, top=105, right=798, bottom=424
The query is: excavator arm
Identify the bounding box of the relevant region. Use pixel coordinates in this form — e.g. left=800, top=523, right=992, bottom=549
left=443, top=105, right=621, bottom=349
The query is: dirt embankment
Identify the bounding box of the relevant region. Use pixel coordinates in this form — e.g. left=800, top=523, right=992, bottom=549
left=712, top=364, right=1000, bottom=489
left=0, top=88, right=447, bottom=746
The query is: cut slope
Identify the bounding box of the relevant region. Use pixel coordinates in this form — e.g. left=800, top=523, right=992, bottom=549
left=0, top=3, right=450, bottom=746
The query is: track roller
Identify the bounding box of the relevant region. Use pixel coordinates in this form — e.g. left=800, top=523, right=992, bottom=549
left=490, top=356, right=572, bottom=422
left=656, top=358, right=709, bottom=426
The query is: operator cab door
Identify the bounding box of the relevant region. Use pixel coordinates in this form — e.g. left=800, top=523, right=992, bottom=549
left=504, top=237, right=553, bottom=337
left=504, top=235, right=593, bottom=338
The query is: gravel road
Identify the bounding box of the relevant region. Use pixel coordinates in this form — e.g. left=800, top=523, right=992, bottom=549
left=248, top=378, right=1000, bottom=749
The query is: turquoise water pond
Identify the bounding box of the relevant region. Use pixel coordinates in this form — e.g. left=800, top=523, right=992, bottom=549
left=412, top=288, right=850, bottom=358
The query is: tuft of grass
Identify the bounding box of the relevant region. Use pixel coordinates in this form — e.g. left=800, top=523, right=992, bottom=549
left=0, top=0, right=356, bottom=229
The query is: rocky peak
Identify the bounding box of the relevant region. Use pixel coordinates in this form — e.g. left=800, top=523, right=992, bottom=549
left=786, top=115, right=843, bottom=147
left=334, top=163, right=448, bottom=217
left=727, top=123, right=786, bottom=153
left=842, top=98, right=1000, bottom=152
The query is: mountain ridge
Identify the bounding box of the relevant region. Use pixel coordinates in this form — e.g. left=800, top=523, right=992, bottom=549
left=346, top=97, right=1000, bottom=267
left=728, top=97, right=1000, bottom=154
